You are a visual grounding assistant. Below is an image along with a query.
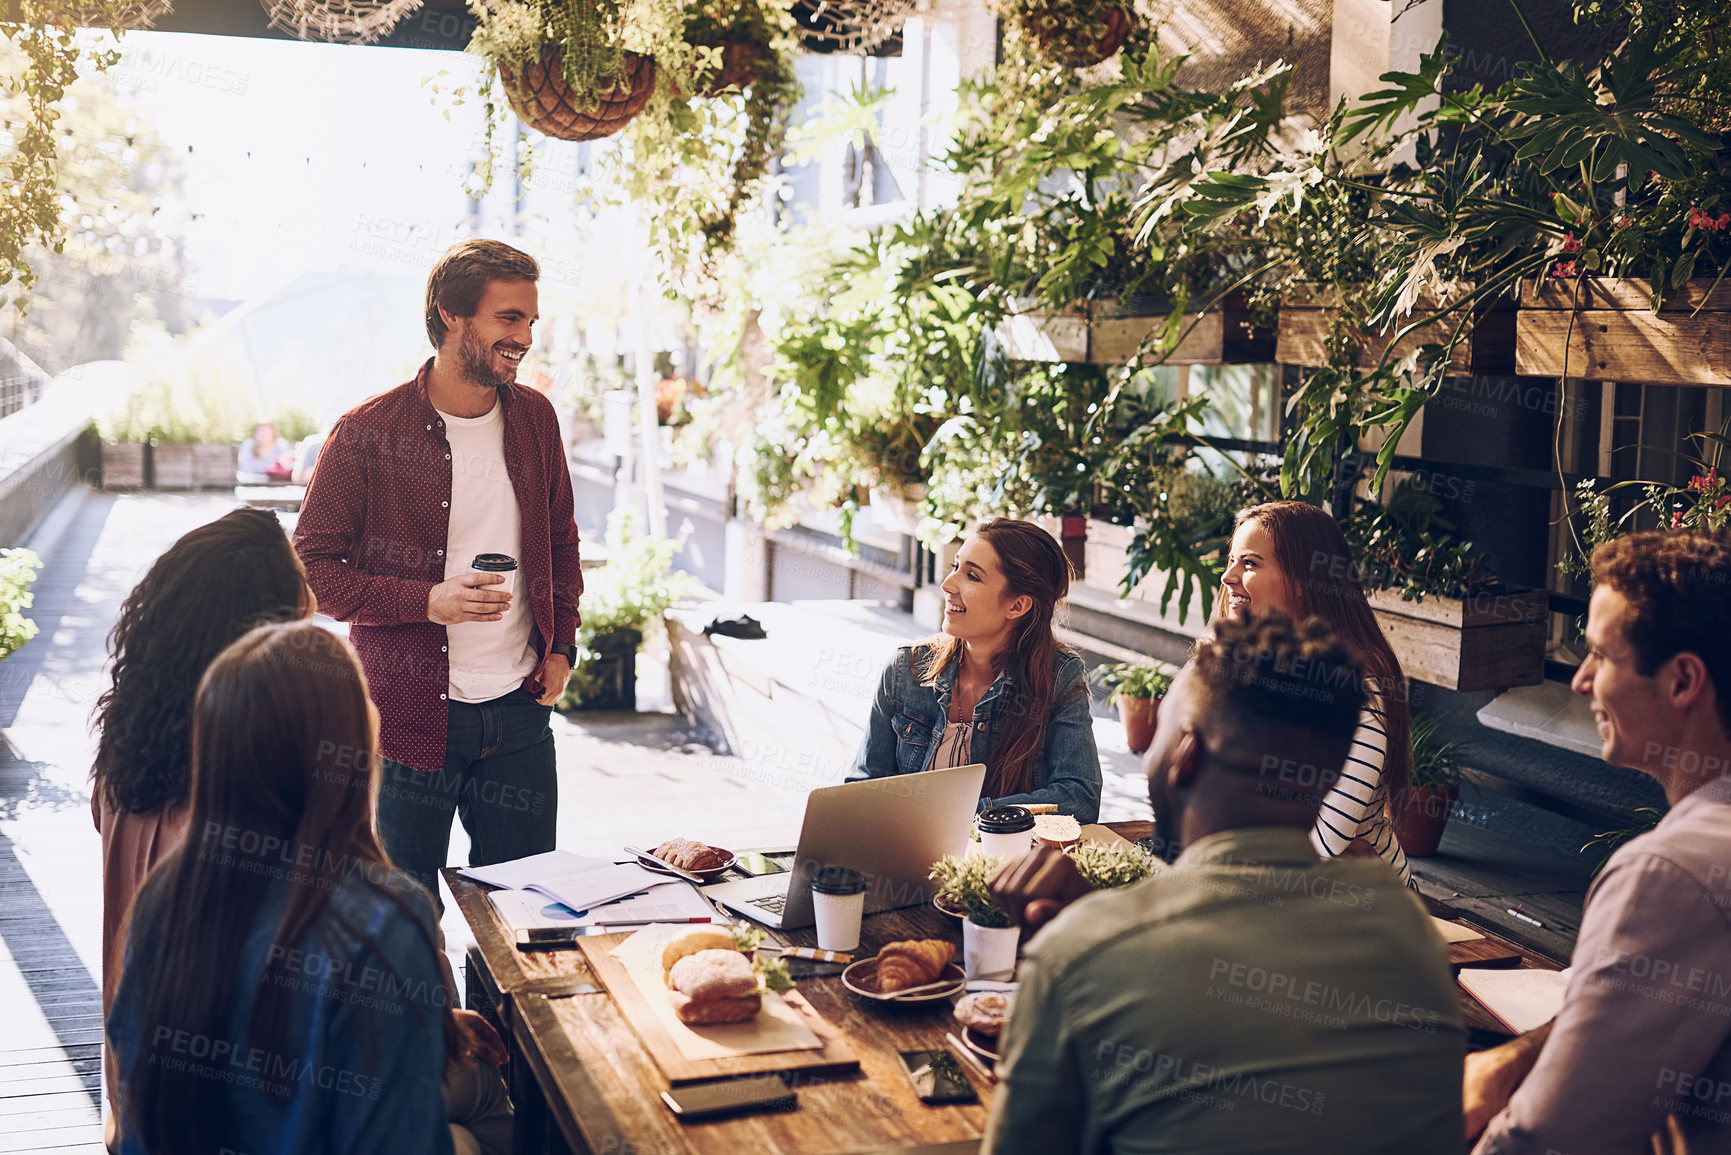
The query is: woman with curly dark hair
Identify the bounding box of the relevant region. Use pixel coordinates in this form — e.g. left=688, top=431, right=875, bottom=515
left=90, top=507, right=312, bottom=1134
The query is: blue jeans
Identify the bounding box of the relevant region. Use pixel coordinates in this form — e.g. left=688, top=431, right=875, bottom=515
left=378, top=689, right=557, bottom=901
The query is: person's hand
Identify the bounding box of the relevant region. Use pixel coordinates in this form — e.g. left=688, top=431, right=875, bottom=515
left=428, top=572, right=511, bottom=625
left=988, top=844, right=1095, bottom=932
left=1463, top=1038, right=1536, bottom=1141
left=449, top=1008, right=508, bottom=1069
left=532, top=651, right=572, bottom=706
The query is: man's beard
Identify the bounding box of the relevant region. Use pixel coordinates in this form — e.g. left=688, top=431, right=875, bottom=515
left=456, top=326, right=514, bottom=389
left=1146, top=767, right=1185, bottom=865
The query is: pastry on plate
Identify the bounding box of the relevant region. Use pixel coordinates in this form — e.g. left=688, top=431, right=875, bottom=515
left=660, top=925, right=741, bottom=985
left=667, top=949, right=762, bottom=1025
left=1032, top=814, right=1081, bottom=847
left=652, top=837, right=732, bottom=872
left=953, top=991, right=1013, bottom=1038
left=876, top=939, right=956, bottom=992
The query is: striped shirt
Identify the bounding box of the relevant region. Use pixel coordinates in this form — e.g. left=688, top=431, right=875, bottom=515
left=1310, top=685, right=1413, bottom=886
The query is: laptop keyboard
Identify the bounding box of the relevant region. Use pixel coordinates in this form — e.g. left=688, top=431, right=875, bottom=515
left=748, top=892, right=788, bottom=915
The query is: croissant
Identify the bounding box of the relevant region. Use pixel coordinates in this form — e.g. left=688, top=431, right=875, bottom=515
left=876, top=939, right=956, bottom=992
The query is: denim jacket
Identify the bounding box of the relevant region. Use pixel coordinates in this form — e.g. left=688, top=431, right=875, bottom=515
left=851, top=644, right=1102, bottom=823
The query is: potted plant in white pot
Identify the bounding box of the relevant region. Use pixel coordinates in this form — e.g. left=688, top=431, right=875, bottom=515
left=1093, top=660, right=1172, bottom=755
left=930, top=853, right=1017, bottom=980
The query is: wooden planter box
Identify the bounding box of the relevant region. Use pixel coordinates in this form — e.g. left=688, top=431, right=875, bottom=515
left=998, top=292, right=1275, bottom=366
left=1277, top=284, right=1515, bottom=375
left=193, top=443, right=238, bottom=488
left=151, top=443, right=195, bottom=490
left=1515, top=278, right=1731, bottom=386
left=101, top=443, right=145, bottom=490
left=1367, top=587, right=1546, bottom=692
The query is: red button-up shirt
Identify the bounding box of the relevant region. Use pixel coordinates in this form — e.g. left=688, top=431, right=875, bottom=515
left=294, top=361, right=583, bottom=772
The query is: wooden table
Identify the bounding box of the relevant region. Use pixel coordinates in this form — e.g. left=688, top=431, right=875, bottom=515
left=446, top=818, right=1559, bottom=1154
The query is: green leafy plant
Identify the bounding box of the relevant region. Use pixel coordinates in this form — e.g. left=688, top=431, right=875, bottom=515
left=0, top=549, right=42, bottom=662
left=557, top=507, right=697, bottom=708
left=1407, top=712, right=1464, bottom=793
left=928, top=853, right=1012, bottom=928
left=1582, top=806, right=1664, bottom=873
left=97, top=374, right=269, bottom=445
left=1343, top=481, right=1503, bottom=603
left=1561, top=432, right=1731, bottom=579
left=1, top=2, right=134, bottom=298
left=1091, top=660, right=1172, bottom=704
left=1066, top=840, right=1156, bottom=888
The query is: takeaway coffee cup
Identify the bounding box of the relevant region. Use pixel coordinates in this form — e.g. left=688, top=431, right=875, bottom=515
left=471, top=553, right=519, bottom=612
left=810, top=866, right=868, bottom=952
left=977, top=805, right=1036, bottom=861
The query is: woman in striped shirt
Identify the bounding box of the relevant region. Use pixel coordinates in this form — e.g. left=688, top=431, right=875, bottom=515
left=1215, top=501, right=1414, bottom=886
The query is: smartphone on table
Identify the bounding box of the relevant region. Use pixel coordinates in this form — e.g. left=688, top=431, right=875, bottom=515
left=660, top=1074, right=797, bottom=1121
left=734, top=851, right=790, bottom=877
left=899, top=1049, right=980, bottom=1104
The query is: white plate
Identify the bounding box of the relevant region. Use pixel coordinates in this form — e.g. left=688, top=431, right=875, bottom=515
left=639, top=850, right=738, bottom=881
left=841, top=957, right=966, bottom=1003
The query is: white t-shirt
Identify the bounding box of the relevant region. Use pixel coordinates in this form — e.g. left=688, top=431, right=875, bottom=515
left=439, top=401, right=538, bottom=703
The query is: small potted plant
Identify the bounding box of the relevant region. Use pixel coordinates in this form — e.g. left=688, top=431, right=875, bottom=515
left=999, top=0, right=1134, bottom=67
left=929, top=854, right=1017, bottom=980
left=556, top=508, right=696, bottom=712
left=1065, top=840, right=1157, bottom=889
left=1391, top=713, right=1463, bottom=858
left=1093, top=660, right=1172, bottom=755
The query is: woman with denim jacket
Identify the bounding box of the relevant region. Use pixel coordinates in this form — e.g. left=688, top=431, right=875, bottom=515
left=852, top=519, right=1102, bottom=822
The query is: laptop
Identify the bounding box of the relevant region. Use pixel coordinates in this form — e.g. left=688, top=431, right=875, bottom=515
left=704, top=763, right=987, bottom=930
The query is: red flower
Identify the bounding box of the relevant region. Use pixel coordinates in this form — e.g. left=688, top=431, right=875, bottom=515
left=1673, top=509, right=1685, bottom=528
left=1561, top=231, right=1580, bottom=253
left=1717, top=495, right=1731, bottom=509
left=1552, top=259, right=1578, bottom=278
left=1615, top=215, right=1632, bottom=229
left=1687, top=207, right=1729, bottom=232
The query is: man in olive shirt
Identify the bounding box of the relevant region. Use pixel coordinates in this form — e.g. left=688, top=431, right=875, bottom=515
left=986, top=612, right=1466, bottom=1154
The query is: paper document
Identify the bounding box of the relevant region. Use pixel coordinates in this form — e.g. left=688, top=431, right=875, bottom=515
left=488, top=882, right=717, bottom=933
left=1432, top=917, right=1486, bottom=944
left=458, top=850, right=613, bottom=890
left=1458, top=967, right=1574, bottom=1034
left=526, top=862, right=668, bottom=913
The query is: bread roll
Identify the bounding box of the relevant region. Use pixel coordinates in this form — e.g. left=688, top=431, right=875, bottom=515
left=954, top=991, right=1013, bottom=1037
left=1032, top=814, right=1081, bottom=847
left=660, top=926, right=740, bottom=983
left=672, top=989, right=763, bottom=1025
left=668, top=950, right=759, bottom=1001
left=667, top=948, right=763, bottom=1025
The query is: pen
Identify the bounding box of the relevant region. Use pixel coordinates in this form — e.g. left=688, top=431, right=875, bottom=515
left=589, top=915, right=715, bottom=926
left=1506, top=908, right=1544, bottom=928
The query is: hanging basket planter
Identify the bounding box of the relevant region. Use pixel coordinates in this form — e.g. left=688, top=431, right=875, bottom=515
left=682, top=38, right=775, bottom=97
left=1025, top=3, right=1133, bottom=68
left=790, top=0, right=915, bottom=55
left=260, top=0, right=420, bottom=44
left=498, top=45, right=657, bottom=142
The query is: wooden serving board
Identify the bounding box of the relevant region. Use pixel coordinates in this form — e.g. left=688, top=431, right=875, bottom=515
left=577, top=934, right=860, bottom=1085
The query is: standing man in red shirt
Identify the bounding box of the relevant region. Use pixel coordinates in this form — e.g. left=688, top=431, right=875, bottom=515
left=295, top=239, right=583, bottom=899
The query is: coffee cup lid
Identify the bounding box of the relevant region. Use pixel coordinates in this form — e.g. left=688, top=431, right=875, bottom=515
left=472, top=553, right=518, bottom=571
left=810, top=865, right=867, bottom=895
left=977, top=805, right=1035, bottom=834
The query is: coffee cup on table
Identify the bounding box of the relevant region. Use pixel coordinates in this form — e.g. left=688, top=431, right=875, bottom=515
left=471, top=553, right=518, bottom=613
left=810, top=866, right=868, bottom=952
left=977, top=806, right=1036, bottom=861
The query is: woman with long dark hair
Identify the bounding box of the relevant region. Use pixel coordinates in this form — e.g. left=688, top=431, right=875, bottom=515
left=91, top=508, right=312, bottom=1133
left=853, top=518, right=1102, bottom=821
left=1215, top=500, right=1414, bottom=884
left=108, top=622, right=454, bottom=1155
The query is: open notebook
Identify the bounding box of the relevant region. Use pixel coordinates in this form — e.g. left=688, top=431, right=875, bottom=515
left=1458, top=967, right=1574, bottom=1034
